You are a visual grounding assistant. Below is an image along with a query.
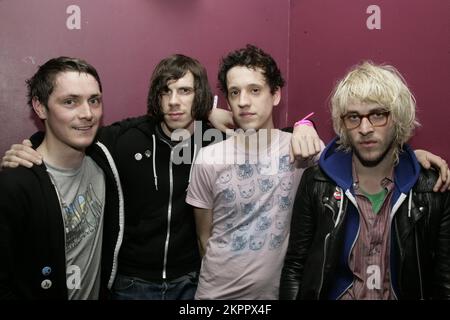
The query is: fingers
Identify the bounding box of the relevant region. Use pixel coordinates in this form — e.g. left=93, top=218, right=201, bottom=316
left=23, top=139, right=33, bottom=147
left=437, top=168, right=450, bottom=192
left=444, top=169, right=450, bottom=191
left=290, top=135, right=321, bottom=162
left=439, top=159, right=448, bottom=182
left=435, top=157, right=448, bottom=192
left=313, top=138, right=322, bottom=154
left=430, top=157, right=449, bottom=192
left=1, top=155, right=34, bottom=168
left=1, top=143, right=42, bottom=168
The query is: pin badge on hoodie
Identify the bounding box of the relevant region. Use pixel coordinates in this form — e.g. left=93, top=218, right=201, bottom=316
left=41, top=279, right=52, bottom=289
left=144, top=150, right=151, bottom=158
left=333, top=187, right=342, bottom=200
left=42, top=266, right=52, bottom=276
left=135, top=153, right=142, bottom=161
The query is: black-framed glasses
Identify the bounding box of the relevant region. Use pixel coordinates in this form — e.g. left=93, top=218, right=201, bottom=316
left=341, top=110, right=390, bottom=130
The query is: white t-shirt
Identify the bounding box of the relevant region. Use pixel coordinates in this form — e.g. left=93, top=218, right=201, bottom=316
left=187, top=130, right=310, bottom=299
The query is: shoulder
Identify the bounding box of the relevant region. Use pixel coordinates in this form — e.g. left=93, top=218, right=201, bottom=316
left=0, top=166, right=42, bottom=194
left=414, top=168, right=440, bottom=192
left=110, top=115, right=150, bottom=128
left=300, top=165, right=332, bottom=185
left=98, top=115, right=155, bottom=143
left=303, top=164, right=322, bottom=179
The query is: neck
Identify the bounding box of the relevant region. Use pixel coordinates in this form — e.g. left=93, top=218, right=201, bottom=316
left=236, top=128, right=278, bottom=153
left=353, top=150, right=394, bottom=194
left=38, top=138, right=86, bottom=169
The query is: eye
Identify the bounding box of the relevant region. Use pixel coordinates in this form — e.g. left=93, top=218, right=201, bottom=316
left=63, top=99, right=76, bottom=106
left=229, top=90, right=239, bottom=97
left=251, top=87, right=260, bottom=94
left=178, top=87, right=194, bottom=95
left=89, top=97, right=101, bottom=105
left=370, top=111, right=386, bottom=119
left=160, top=89, right=171, bottom=96
left=346, top=114, right=360, bottom=122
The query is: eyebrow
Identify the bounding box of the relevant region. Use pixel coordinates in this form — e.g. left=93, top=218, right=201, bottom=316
left=346, top=107, right=387, bottom=114
left=227, top=83, right=263, bottom=90
left=59, top=93, right=102, bottom=100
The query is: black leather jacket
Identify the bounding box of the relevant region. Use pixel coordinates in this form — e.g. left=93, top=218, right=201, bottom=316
left=280, top=165, right=450, bottom=300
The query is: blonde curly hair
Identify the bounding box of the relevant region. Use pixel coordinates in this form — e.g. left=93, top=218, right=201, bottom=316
left=330, top=61, right=420, bottom=163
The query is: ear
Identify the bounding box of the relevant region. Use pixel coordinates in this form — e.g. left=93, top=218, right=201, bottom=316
left=32, top=97, right=47, bottom=120
left=272, top=87, right=281, bottom=107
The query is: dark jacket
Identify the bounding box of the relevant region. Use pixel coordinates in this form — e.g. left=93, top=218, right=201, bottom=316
left=0, top=142, right=124, bottom=299
left=280, top=138, right=450, bottom=300
left=98, top=116, right=219, bottom=282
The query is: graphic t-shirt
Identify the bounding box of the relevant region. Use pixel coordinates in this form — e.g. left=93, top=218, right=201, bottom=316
left=187, top=130, right=312, bottom=299
left=46, top=156, right=105, bottom=300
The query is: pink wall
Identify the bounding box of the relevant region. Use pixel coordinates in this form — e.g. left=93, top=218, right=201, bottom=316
left=287, top=0, right=450, bottom=161
left=0, top=0, right=290, bottom=155
left=1, top=0, right=449, bottom=162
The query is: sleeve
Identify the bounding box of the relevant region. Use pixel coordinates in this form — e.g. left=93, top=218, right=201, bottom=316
left=279, top=166, right=317, bottom=300
left=97, top=115, right=148, bottom=150
left=0, top=171, right=27, bottom=299
left=186, top=148, right=215, bottom=209
left=434, top=189, right=450, bottom=299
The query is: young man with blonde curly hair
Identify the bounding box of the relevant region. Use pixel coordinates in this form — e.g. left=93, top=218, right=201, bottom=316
left=280, top=61, right=450, bottom=300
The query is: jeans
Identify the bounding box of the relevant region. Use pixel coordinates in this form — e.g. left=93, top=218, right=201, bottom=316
left=111, top=271, right=198, bottom=300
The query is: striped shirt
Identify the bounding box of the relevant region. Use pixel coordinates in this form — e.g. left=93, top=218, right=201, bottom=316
left=340, top=170, right=395, bottom=300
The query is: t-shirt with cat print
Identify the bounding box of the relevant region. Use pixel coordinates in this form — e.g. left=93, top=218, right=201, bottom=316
left=186, top=130, right=314, bottom=300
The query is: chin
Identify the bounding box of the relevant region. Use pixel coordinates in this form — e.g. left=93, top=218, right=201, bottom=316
left=355, top=150, right=385, bottom=167
left=72, top=137, right=96, bottom=150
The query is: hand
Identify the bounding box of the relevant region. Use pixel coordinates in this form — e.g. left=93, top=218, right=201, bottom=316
left=1, top=139, right=42, bottom=169
left=415, top=149, right=450, bottom=192
left=289, top=124, right=324, bottom=163
left=208, top=107, right=235, bottom=133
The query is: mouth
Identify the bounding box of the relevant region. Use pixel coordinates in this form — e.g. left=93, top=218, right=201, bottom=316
left=239, top=112, right=256, bottom=118
left=359, top=140, right=378, bottom=148
left=73, top=124, right=95, bottom=131
left=168, top=112, right=184, bottom=120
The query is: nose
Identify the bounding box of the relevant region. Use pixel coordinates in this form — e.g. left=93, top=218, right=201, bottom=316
left=358, top=116, right=374, bottom=135
left=238, top=91, right=250, bottom=108
left=169, top=91, right=180, bottom=106
left=79, top=101, right=94, bottom=120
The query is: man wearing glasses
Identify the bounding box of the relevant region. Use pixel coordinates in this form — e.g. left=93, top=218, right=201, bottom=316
left=279, top=61, right=450, bottom=300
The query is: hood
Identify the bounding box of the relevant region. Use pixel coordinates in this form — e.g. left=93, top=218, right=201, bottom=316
left=319, top=137, right=420, bottom=193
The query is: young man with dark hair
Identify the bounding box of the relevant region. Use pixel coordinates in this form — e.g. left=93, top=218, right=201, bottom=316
left=0, top=57, right=123, bottom=299
left=1, top=54, right=218, bottom=300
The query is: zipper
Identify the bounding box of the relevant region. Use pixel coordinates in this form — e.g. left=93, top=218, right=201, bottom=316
left=415, top=228, right=424, bottom=299
left=162, top=148, right=174, bottom=279
left=317, top=233, right=330, bottom=299
left=324, top=203, right=337, bottom=224
left=390, top=194, right=407, bottom=299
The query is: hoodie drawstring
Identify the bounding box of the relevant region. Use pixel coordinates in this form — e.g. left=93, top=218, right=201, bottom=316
left=408, top=189, right=413, bottom=218
left=152, top=134, right=158, bottom=190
